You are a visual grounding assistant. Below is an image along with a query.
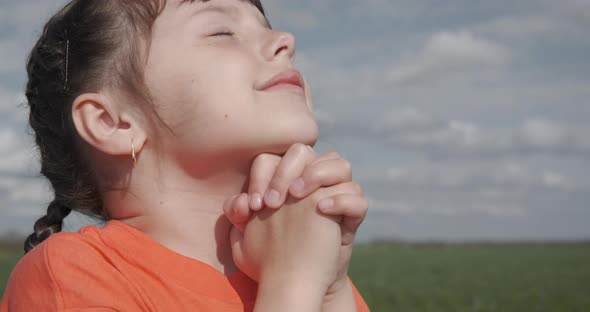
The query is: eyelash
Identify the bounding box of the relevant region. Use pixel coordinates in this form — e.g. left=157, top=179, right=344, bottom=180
left=210, top=31, right=234, bottom=37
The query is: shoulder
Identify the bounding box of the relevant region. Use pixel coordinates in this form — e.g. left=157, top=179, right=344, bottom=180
left=2, top=230, right=136, bottom=310
left=2, top=232, right=82, bottom=310
left=19, top=229, right=109, bottom=280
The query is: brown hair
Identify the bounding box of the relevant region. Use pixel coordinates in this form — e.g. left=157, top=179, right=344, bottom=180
left=24, top=0, right=266, bottom=253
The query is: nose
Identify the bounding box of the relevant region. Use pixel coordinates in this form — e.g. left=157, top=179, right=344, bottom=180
left=262, top=30, right=296, bottom=63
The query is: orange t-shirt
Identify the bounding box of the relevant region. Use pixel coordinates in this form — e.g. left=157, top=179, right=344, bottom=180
left=1, top=220, right=370, bottom=311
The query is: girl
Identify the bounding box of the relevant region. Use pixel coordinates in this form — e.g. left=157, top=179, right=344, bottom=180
left=1, top=0, right=369, bottom=311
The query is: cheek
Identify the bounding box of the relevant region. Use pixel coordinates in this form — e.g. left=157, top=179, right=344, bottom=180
left=148, top=63, right=252, bottom=129
left=145, top=48, right=268, bottom=148
left=166, top=75, right=257, bottom=142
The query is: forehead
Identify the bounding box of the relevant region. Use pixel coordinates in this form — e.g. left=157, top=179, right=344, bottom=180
left=172, top=0, right=269, bottom=27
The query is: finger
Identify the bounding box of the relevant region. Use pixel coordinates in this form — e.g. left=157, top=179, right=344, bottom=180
left=308, top=181, right=363, bottom=222
left=317, top=193, right=368, bottom=222
left=317, top=194, right=368, bottom=245
left=289, top=158, right=353, bottom=199
left=223, top=194, right=240, bottom=219
left=312, top=151, right=342, bottom=163
left=248, top=154, right=281, bottom=211
left=234, top=194, right=250, bottom=233
left=229, top=225, right=245, bottom=268
left=224, top=194, right=250, bottom=233
left=264, top=143, right=317, bottom=209
left=311, top=181, right=363, bottom=203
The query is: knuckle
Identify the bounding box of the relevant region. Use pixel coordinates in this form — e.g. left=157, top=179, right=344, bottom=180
left=253, top=153, right=278, bottom=164
left=301, top=145, right=316, bottom=159
left=270, top=169, right=289, bottom=188
left=271, top=168, right=288, bottom=183
left=325, top=151, right=341, bottom=159
left=231, top=201, right=240, bottom=215
left=291, top=143, right=308, bottom=155
left=350, top=182, right=363, bottom=195
left=309, top=189, right=325, bottom=204
left=268, top=179, right=285, bottom=192
left=307, top=166, right=326, bottom=182
left=340, top=159, right=352, bottom=173
left=250, top=156, right=279, bottom=182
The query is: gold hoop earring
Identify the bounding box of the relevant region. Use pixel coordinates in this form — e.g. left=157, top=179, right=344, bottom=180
left=131, top=138, right=137, bottom=167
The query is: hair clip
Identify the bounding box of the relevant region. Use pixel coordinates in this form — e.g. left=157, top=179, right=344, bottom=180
left=64, top=29, right=70, bottom=91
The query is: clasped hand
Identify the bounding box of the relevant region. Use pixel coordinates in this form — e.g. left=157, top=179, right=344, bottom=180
left=223, top=143, right=368, bottom=296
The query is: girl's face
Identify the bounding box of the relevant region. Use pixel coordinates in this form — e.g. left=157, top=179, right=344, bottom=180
left=143, top=0, right=318, bottom=164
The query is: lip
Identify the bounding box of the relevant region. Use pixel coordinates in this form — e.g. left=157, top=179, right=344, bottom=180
left=257, top=68, right=305, bottom=92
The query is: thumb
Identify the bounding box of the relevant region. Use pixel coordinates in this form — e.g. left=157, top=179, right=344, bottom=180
left=230, top=225, right=259, bottom=281
left=230, top=225, right=245, bottom=268
left=223, top=194, right=250, bottom=233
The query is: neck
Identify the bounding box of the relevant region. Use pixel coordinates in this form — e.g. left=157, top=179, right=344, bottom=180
left=103, top=152, right=251, bottom=275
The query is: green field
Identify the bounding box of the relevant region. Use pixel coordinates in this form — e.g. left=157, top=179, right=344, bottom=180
left=1, top=245, right=22, bottom=299
left=349, top=242, right=590, bottom=312
left=2, top=242, right=590, bottom=311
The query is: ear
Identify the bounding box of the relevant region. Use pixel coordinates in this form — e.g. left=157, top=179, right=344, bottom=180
left=71, top=93, right=147, bottom=158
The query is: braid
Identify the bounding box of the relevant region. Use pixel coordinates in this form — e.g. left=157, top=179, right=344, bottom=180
left=21, top=0, right=161, bottom=253
left=23, top=2, right=104, bottom=253
left=24, top=200, right=72, bottom=253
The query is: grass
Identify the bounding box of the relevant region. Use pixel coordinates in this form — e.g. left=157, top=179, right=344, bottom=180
left=2, top=242, right=590, bottom=311
left=348, top=242, right=590, bottom=312
left=0, top=246, right=23, bottom=297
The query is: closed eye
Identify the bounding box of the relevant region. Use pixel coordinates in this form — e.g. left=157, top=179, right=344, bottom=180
left=210, top=31, right=234, bottom=37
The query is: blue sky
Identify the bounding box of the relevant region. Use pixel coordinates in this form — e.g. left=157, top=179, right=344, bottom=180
left=0, top=0, right=589, bottom=241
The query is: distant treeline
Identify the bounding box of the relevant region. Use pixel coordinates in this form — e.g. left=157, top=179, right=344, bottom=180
left=2, top=236, right=590, bottom=251
left=0, top=238, right=25, bottom=251
left=367, top=238, right=590, bottom=247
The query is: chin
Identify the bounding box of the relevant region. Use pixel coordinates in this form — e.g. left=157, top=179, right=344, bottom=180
left=261, top=119, right=319, bottom=154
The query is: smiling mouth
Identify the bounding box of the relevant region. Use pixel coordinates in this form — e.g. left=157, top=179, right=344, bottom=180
left=257, top=68, right=305, bottom=93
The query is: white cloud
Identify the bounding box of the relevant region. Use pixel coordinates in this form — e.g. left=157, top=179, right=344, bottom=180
left=0, top=128, right=22, bottom=155
left=425, top=31, right=509, bottom=64
left=366, top=197, right=415, bottom=215
left=367, top=189, right=528, bottom=218
left=472, top=204, right=527, bottom=217
left=0, top=1, right=69, bottom=75
left=542, top=171, right=567, bottom=189
left=0, top=176, right=48, bottom=222
left=0, top=127, right=36, bottom=174
left=1, top=0, right=589, bottom=241
left=262, top=1, right=320, bottom=30
left=382, top=161, right=565, bottom=192
left=0, top=0, right=66, bottom=32
left=387, top=31, right=511, bottom=84
left=8, top=178, right=51, bottom=203
left=378, top=106, right=434, bottom=130
left=520, top=118, right=569, bottom=148
left=0, top=87, right=26, bottom=119
left=0, top=39, right=27, bottom=74
left=368, top=107, right=590, bottom=158
left=474, top=15, right=563, bottom=41
left=274, top=9, right=318, bottom=30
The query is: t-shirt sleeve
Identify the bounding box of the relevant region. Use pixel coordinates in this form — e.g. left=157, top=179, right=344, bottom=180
left=0, top=233, right=140, bottom=311
left=1, top=240, right=61, bottom=311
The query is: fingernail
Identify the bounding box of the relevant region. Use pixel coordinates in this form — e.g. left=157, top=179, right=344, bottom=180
left=265, top=189, right=281, bottom=207
left=290, top=178, right=305, bottom=194
left=318, top=198, right=334, bottom=212
left=250, top=193, right=262, bottom=210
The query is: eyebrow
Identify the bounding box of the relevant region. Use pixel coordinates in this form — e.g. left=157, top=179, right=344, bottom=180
left=179, top=0, right=271, bottom=29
